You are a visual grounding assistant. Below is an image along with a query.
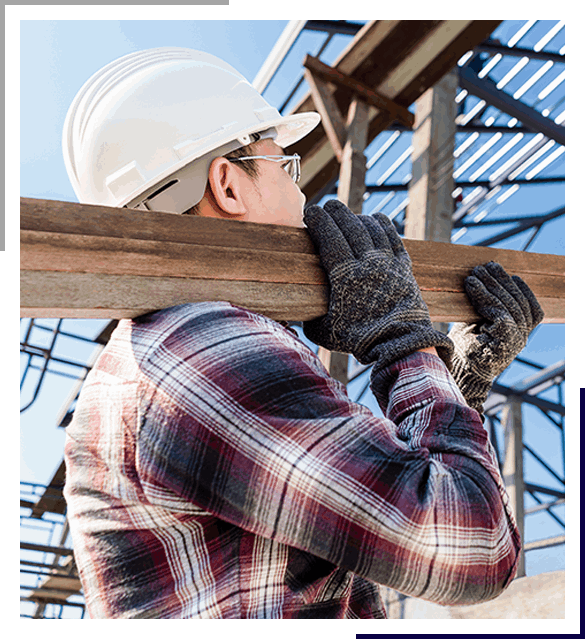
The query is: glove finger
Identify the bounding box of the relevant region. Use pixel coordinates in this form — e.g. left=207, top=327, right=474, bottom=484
left=303, top=205, right=355, bottom=270
left=371, top=212, right=408, bottom=259
left=511, top=275, right=545, bottom=327
left=464, top=275, right=517, bottom=327
left=360, top=214, right=393, bottom=251
left=323, top=199, right=375, bottom=258
left=469, top=264, right=526, bottom=329
left=484, top=262, right=532, bottom=328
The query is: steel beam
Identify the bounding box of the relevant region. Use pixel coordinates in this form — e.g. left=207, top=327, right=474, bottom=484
left=475, top=40, right=565, bottom=65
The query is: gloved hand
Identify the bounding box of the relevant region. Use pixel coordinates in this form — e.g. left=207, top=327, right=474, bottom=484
left=302, top=199, right=453, bottom=372
left=448, top=261, right=544, bottom=415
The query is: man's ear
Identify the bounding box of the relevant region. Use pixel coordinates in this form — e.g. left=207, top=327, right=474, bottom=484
left=207, top=157, right=248, bottom=216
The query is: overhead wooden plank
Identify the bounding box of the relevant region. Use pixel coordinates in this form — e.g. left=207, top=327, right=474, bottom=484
left=303, top=55, right=415, bottom=128
left=288, top=20, right=502, bottom=202
left=21, top=198, right=564, bottom=323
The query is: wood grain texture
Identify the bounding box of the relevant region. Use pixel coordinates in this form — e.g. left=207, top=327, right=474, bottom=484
left=21, top=198, right=564, bottom=322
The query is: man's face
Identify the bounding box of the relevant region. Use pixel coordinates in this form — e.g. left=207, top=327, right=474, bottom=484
left=239, top=139, right=307, bottom=228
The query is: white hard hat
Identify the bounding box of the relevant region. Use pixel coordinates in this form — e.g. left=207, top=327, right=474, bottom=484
left=63, top=47, right=320, bottom=213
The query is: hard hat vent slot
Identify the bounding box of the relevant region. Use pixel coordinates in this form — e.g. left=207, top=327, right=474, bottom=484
left=146, top=179, right=179, bottom=201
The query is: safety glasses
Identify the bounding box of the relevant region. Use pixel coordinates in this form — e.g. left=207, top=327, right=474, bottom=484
left=229, top=154, right=301, bottom=183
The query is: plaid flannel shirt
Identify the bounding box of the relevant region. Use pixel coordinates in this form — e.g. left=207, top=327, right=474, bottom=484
left=64, top=302, right=520, bottom=618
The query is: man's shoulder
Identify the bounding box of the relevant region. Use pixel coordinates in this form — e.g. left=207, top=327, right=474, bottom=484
left=118, top=302, right=299, bottom=353
left=131, top=302, right=277, bottom=332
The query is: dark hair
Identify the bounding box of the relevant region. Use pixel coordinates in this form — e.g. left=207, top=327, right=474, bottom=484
left=183, top=133, right=261, bottom=215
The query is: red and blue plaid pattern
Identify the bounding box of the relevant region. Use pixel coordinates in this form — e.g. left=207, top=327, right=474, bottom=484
left=64, top=302, right=520, bottom=618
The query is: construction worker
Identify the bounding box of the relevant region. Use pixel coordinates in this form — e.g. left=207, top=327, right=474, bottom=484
left=62, top=48, right=543, bottom=619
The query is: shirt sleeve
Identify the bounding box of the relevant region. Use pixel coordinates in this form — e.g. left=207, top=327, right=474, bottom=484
left=133, top=303, right=521, bottom=606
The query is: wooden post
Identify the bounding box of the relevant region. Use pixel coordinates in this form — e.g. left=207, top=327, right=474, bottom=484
left=337, top=97, right=369, bottom=214
left=405, top=70, right=458, bottom=335
left=502, top=399, right=526, bottom=578
left=405, top=70, right=458, bottom=243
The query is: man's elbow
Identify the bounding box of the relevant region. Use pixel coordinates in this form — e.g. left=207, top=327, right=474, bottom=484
left=440, top=540, right=521, bottom=607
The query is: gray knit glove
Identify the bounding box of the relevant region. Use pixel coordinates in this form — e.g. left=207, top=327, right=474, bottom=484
left=302, top=200, right=453, bottom=371
left=448, top=261, right=544, bottom=415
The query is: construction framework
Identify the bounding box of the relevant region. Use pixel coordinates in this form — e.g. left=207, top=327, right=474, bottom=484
left=21, top=20, right=564, bottom=617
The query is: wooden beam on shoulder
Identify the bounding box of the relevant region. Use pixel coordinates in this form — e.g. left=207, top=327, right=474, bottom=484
left=21, top=198, right=564, bottom=323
